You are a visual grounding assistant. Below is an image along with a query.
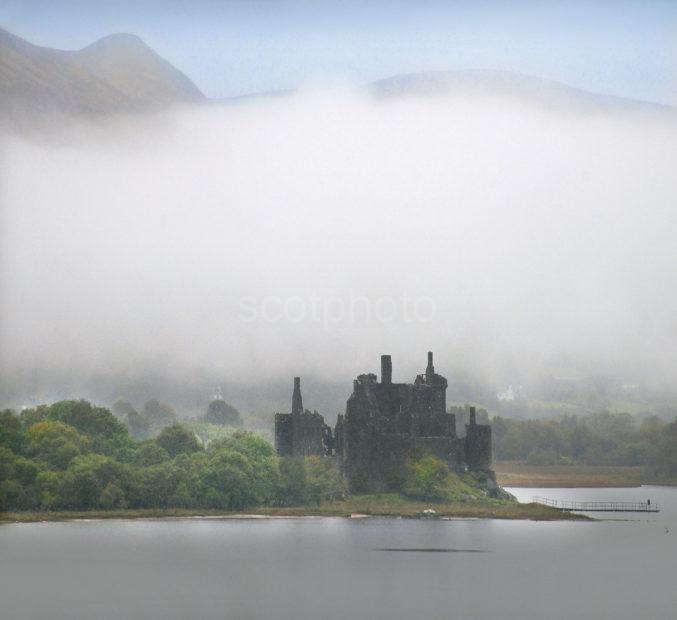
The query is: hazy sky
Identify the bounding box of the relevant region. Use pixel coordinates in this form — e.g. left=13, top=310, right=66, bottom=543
left=1, top=2, right=677, bottom=412
left=1, top=0, right=676, bottom=103
left=2, top=90, right=677, bottom=410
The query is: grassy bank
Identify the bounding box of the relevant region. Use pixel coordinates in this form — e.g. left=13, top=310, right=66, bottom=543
left=495, top=462, right=677, bottom=488
left=0, top=494, right=588, bottom=523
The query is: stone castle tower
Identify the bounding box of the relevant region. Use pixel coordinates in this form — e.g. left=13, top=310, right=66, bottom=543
left=274, top=353, right=493, bottom=492
left=274, top=378, right=333, bottom=458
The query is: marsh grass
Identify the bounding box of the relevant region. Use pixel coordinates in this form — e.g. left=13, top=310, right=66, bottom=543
left=1, top=493, right=587, bottom=523
left=495, top=462, right=677, bottom=488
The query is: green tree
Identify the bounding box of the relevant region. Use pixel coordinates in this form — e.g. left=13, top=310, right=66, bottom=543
left=47, top=400, right=128, bottom=451
left=305, top=456, right=344, bottom=505
left=35, top=471, right=63, bottom=510
left=99, top=482, right=127, bottom=509
left=26, top=421, right=89, bottom=470
left=203, top=400, right=242, bottom=427
left=647, top=419, right=677, bottom=477
left=274, top=457, right=307, bottom=506
left=198, top=449, right=257, bottom=510
left=133, top=441, right=170, bottom=466
left=209, top=431, right=278, bottom=503
left=0, top=410, right=24, bottom=453
left=111, top=400, right=137, bottom=419
left=142, top=400, right=178, bottom=434
left=59, top=454, right=129, bottom=510
left=127, top=461, right=188, bottom=508
left=0, top=447, right=40, bottom=511
left=19, top=405, right=50, bottom=430
left=156, top=425, right=202, bottom=458
left=126, top=410, right=151, bottom=440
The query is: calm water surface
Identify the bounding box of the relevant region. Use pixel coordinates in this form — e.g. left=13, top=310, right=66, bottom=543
left=1, top=486, right=676, bottom=620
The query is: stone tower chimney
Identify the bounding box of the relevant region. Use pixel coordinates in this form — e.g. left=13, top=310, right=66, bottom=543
left=292, top=377, right=303, bottom=414
left=425, top=351, right=435, bottom=383
left=381, top=355, right=392, bottom=384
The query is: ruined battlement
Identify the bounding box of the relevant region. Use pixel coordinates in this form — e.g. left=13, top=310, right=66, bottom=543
left=274, top=378, right=333, bottom=458
left=273, top=353, right=494, bottom=493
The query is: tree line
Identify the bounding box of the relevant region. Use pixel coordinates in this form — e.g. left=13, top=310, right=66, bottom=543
left=111, top=397, right=243, bottom=439
left=0, top=400, right=342, bottom=512
left=492, top=411, right=677, bottom=476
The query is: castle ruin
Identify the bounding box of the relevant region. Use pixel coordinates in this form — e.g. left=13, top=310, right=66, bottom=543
left=274, top=377, right=334, bottom=458
left=274, top=353, right=494, bottom=492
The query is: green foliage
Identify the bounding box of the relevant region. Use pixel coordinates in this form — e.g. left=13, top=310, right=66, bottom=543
left=492, top=412, right=671, bottom=467
left=304, top=456, right=344, bottom=505
left=156, top=424, right=202, bottom=458
left=35, top=471, right=62, bottom=510
left=5, top=396, right=677, bottom=515
left=1, top=401, right=308, bottom=514
left=111, top=400, right=137, bottom=419
left=206, top=432, right=279, bottom=506
left=141, top=400, right=178, bottom=434
left=203, top=399, right=242, bottom=427
left=210, top=431, right=274, bottom=461
left=99, top=482, right=127, bottom=509
left=274, top=456, right=344, bottom=506
left=11, top=454, right=39, bottom=486
left=0, top=447, right=41, bottom=511
left=402, top=454, right=482, bottom=502
left=20, top=401, right=130, bottom=455
left=126, top=410, right=151, bottom=440
left=133, top=441, right=170, bottom=466
left=198, top=449, right=259, bottom=509
left=47, top=400, right=128, bottom=447
left=26, top=421, right=89, bottom=470
left=274, top=458, right=307, bottom=505
left=59, top=454, right=130, bottom=510
left=18, top=405, right=50, bottom=430
left=646, top=419, right=677, bottom=477
left=403, top=455, right=453, bottom=501
left=192, top=422, right=238, bottom=447
left=0, top=410, right=23, bottom=453
left=127, top=461, right=187, bottom=509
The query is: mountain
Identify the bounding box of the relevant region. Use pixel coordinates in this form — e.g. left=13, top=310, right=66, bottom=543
left=0, top=28, right=204, bottom=128
left=367, top=70, right=674, bottom=115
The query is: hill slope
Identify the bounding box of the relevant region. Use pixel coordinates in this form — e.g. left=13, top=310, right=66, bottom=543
left=0, top=28, right=204, bottom=127
left=368, top=70, right=674, bottom=115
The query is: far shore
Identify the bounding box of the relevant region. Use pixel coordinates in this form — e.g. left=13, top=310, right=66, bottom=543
left=495, top=462, right=677, bottom=488
left=0, top=494, right=589, bottom=524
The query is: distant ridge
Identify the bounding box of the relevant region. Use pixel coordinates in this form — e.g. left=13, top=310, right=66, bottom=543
left=0, top=27, right=204, bottom=128
left=367, top=70, right=675, bottom=115
left=2, top=26, right=674, bottom=131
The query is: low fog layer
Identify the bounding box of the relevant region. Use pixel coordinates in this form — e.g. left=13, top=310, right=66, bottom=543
left=1, top=89, right=676, bottom=411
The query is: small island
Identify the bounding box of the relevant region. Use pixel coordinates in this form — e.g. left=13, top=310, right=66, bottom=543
left=0, top=353, right=590, bottom=523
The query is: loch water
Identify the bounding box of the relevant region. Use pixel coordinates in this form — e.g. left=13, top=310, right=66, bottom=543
left=1, top=486, right=676, bottom=620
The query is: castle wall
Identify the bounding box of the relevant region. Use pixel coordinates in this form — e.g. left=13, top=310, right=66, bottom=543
left=336, top=353, right=494, bottom=492
left=465, top=407, right=493, bottom=471
left=465, top=423, right=492, bottom=471
left=274, top=378, right=331, bottom=459
left=291, top=410, right=328, bottom=457
left=276, top=354, right=494, bottom=492
left=274, top=413, right=294, bottom=457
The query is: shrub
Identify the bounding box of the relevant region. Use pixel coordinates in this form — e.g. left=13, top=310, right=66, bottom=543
left=403, top=454, right=452, bottom=501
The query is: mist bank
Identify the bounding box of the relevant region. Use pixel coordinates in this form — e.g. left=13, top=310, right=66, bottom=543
left=2, top=88, right=677, bottom=412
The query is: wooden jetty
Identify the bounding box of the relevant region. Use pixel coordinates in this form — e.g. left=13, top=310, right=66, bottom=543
left=533, top=496, right=659, bottom=513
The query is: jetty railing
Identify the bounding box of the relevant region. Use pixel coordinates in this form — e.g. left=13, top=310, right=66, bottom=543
left=533, top=496, right=659, bottom=513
